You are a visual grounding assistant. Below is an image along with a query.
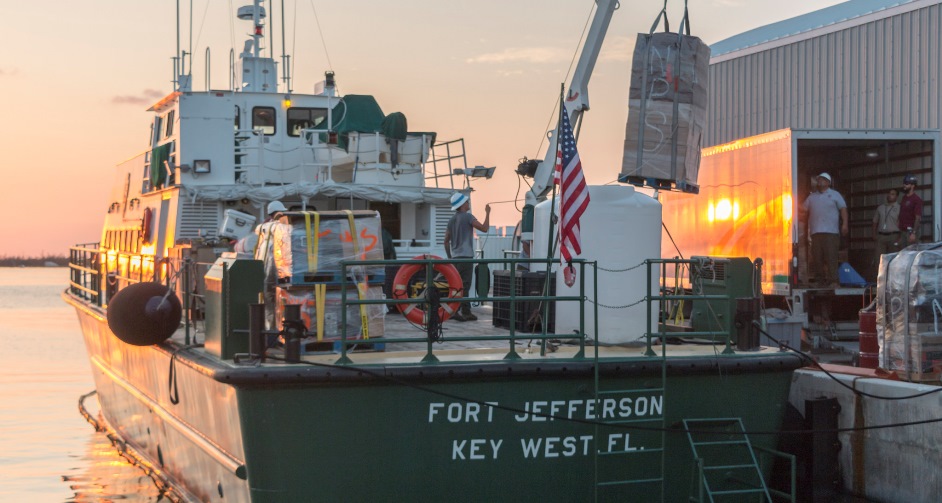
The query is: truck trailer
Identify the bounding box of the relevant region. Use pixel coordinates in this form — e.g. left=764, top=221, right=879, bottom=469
left=660, top=128, right=940, bottom=348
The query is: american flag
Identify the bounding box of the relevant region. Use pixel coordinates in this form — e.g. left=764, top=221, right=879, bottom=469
left=554, top=110, right=589, bottom=263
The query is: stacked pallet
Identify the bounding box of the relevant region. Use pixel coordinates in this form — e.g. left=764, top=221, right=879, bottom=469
left=620, top=32, right=710, bottom=192
left=271, top=210, right=386, bottom=348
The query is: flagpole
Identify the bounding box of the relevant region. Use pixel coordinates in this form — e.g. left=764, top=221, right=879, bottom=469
left=539, top=83, right=564, bottom=357
left=544, top=83, right=564, bottom=267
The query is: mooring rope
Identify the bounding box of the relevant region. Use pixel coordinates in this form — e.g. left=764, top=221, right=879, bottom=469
left=77, top=390, right=185, bottom=503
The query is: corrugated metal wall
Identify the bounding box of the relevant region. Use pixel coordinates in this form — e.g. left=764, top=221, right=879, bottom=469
left=707, top=2, right=942, bottom=147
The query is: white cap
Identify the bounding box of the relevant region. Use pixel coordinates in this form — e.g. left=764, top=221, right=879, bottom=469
left=450, top=192, right=469, bottom=211
left=818, top=172, right=832, bottom=183
left=267, top=200, right=287, bottom=215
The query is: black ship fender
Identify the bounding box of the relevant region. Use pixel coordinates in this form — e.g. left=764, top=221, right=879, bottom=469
left=106, top=282, right=181, bottom=346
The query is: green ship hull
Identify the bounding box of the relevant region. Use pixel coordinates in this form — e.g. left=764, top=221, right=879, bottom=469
left=68, top=292, right=801, bottom=502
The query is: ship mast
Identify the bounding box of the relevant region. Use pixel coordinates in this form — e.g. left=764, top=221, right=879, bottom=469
left=237, top=0, right=277, bottom=92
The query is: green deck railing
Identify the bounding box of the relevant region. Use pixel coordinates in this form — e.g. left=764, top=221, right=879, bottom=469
left=67, top=250, right=745, bottom=362
left=336, top=256, right=590, bottom=364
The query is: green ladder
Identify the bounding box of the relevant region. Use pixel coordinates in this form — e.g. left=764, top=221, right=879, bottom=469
left=592, top=380, right=667, bottom=501
left=683, top=418, right=772, bottom=502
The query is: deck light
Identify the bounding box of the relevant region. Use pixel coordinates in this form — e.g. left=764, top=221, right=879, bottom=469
left=469, top=166, right=496, bottom=179
left=194, top=160, right=211, bottom=173
left=283, top=95, right=292, bottom=108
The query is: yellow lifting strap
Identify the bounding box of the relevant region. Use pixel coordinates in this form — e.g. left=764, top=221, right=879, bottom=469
left=303, top=211, right=321, bottom=273
left=672, top=261, right=685, bottom=324
left=344, top=210, right=370, bottom=339
left=315, top=283, right=326, bottom=342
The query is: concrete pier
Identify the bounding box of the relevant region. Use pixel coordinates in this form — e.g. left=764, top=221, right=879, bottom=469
left=790, top=368, right=942, bottom=503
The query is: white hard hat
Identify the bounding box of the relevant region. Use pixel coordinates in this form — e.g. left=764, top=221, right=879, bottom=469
left=267, top=200, right=287, bottom=215
left=450, top=192, right=469, bottom=211
left=817, top=172, right=832, bottom=183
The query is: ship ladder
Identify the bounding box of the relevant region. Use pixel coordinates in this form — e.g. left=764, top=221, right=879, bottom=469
left=591, top=363, right=667, bottom=501
left=683, top=418, right=777, bottom=503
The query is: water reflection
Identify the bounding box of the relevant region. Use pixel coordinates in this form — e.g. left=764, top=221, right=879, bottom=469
left=0, top=268, right=167, bottom=502
left=62, top=430, right=166, bottom=502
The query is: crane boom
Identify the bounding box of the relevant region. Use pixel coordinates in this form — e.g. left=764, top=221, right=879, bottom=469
left=525, top=0, right=619, bottom=205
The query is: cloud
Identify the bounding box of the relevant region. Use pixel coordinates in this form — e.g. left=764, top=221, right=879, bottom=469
left=599, top=35, right=636, bottom=63
left=466, top=47, right=568, bottom=65
left=112, top=89, right=166, bottom=106
left=467, top=36, right=636, bottom=67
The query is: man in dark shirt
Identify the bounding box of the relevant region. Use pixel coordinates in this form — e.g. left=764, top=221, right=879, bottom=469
left=898, top=174, right=924, bottom=246
left=444, top=192, right=490, bottom=321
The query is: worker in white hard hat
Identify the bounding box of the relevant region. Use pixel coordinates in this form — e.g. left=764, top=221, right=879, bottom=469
left=255, top=201, right=288, bottom=327
left=444, top=192, right=490, bottom=321
left=267, top=200, right=288, bottom=216
left=799, top=173, right=848, bottom=288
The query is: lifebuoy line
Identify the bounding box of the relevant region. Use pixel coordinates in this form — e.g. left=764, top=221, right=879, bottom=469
left=393, top=255, right=463, bottom=325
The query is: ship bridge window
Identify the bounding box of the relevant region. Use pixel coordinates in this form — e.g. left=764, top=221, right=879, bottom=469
left=164, top=110, right=175, bottom=138
left=287, top=107, right=328, bottom=137
left=152, top=117, right=162, bottom=146
left=252, top=107, right=276, bottom=135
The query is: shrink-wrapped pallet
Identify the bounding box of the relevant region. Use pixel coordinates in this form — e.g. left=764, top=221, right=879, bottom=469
left=275, top=285, right=385, bottom=342
left=877, top=245, right=942, bottom=382
left=620, top=32, right=710, bottom=190
left=272, top=210, right=385, bottom=283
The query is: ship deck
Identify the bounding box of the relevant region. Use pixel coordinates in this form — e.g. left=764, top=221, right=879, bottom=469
left=172, top=303, right=800, bottom=368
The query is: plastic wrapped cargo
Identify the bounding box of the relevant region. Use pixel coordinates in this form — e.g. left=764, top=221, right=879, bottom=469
left=877, top=244, right=942, bottom=382
left=620, top=31, right=710, bottom=190
left=275, top=285, right=385, bottom=342
left=272, top=210, right=384, bottom=283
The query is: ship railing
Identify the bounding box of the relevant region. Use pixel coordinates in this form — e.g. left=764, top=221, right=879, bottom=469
left=333, top=256, right=591, bottom=364
left=67, top=245, right=170, bottom=308
left=645, top=258, right=739, bottom=355
left=233, top=128, right=266, bottom=183
left=298, top=128, right=342, bottom=182
left=426, top=138, right=466, bottom=189
left=69, top=244, right=103, bottom=306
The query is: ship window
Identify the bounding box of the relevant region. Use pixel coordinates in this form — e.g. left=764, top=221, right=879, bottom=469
left=153, top=117, right=163, bottom=145
left=252, top=107, right=276, bottom=135
left=287, top=108, right=328, bottom=137
left=165, top=110, right=175, bottom=138
left=234, top=105, right=241, bottom=131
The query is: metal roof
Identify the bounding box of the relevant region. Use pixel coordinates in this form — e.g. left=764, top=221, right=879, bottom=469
left=710, top=0, right=931, bottom=59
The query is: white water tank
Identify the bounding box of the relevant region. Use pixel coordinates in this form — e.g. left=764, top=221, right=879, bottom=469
left=532, top=185, right=661, bottom=344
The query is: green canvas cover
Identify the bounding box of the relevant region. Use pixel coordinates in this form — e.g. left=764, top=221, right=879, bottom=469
left=320, top=95, right=437, bottom=152
left=381, top=112, right=408, bottom=141
left=324, top=94, right=385, bottom=151
left=150, top=143, right=171, bottom=188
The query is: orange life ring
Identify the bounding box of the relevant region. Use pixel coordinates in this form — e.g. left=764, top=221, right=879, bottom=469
left=141, top=208, right=154, bottom=244
left=392, top=255, right=463, bottom=325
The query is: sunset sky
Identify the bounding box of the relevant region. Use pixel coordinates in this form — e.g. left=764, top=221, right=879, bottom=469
left=0, top=0, right=842, bottom=257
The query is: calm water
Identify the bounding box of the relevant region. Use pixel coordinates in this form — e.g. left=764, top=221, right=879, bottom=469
left=0, top=268, right=163, bottom=502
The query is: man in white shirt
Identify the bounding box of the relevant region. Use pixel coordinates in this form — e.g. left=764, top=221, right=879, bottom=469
left=800, top=173, right=848, bottom=288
